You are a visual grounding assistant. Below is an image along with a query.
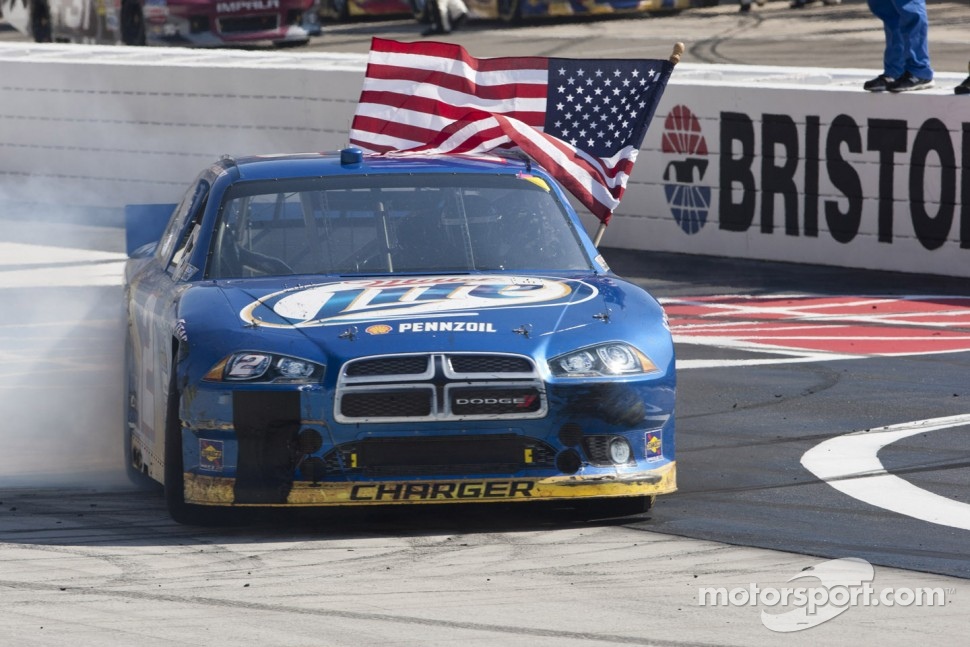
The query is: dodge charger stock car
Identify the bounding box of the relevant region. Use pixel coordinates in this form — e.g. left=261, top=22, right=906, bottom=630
left=4, top=0, right=317, bottom=47
left=124, top=148, right=676, bottom=524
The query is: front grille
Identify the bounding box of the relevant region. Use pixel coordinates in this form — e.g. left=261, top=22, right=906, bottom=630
left=341, top=389, right=433, bottom=418
left=217, top=14, right=279, bottom=34
left=345, top=355, right=430, bottom=378
left=448, top=354, right=533, bottom=375
left=323, top=434, right=556, bottom=476
left=336, top=353, right=546, bottom=423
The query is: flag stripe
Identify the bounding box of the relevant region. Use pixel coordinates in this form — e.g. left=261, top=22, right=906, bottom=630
left=357, top=90, right=545, bottom=126
left=369, top=37, right=550, bottom=75
left=364, top=63, right=548, bottom=102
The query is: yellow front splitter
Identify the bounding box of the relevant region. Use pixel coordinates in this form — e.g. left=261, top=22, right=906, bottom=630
left=184, top=461, right=676, bottom=507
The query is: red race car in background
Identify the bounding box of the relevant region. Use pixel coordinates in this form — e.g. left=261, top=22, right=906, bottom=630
left=2, top=0, right=319, bottom=47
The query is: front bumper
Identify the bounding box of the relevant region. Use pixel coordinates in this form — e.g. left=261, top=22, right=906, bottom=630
left=184, top=461, right=676, bottom=506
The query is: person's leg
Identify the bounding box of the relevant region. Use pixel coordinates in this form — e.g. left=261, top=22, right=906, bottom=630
left=868, top=0, right=905, bottom=79
left=446, top=0, right=468, bottom=26
left=422, top=0, right=449, bottom=35
left=891, top=0, right=933, bottom=79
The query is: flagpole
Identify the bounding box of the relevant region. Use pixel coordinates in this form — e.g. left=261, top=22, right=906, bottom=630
left=592, top=222, right=608, bottom=247
left=591, top=42, right=684, bottom=250
left=670, top=42, right=685, bottom=65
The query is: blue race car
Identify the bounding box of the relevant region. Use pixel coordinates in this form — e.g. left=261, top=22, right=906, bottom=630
left=124, top=148, right=676, bottom=524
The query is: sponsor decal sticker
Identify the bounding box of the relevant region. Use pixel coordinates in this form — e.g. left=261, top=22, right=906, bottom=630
left=365, top=324, right=392, bottom=335
left=216, top=0, right=280, bottom=12
left=349, top=480, right=536, bottom=501
left=516, top=173, right=551, bottom=192
left=399, top=321, right=497, bottom=333
left=661, top=105, right=711, bottom=235
left=240, top=275, right=597, bottom=329
left=645, top=432, right=662, bottom=462
left=199, top=439, right=224, bottom=472
left=451, top=390, right=541, bottom=414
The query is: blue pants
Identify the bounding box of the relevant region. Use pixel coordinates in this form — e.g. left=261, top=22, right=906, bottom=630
left=867, top=0, right=933, bottom=79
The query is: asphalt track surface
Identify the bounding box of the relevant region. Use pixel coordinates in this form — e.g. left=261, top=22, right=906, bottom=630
left=2, top=4, right=970, bottom=644
left=611, top=250, right=970, bottom=578
left=1, top=215, right=969, bottom=646
left=296, top=0, right=970, bottom=75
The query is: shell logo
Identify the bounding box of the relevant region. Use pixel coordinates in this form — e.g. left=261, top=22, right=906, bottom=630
left=365, top=324, right=393, bottom=335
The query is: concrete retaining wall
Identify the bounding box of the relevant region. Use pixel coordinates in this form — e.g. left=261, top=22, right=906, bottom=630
left=1, top=42, right=966, bottom=276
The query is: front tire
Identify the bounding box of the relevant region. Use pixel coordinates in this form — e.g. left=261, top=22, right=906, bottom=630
left=272, top=38, right=310, bottom=48
left=164, top=360, right=209, bottom=524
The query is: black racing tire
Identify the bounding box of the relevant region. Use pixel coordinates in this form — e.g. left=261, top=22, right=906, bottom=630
left=30, top=0, right=53, bottom=42
left=164, top=355, right=211, bottom=525
left=120, top=0, right=147, bottom=46
left=497, top=0, right=520, bottom=23
left=273, top=38, right=310, bottom=48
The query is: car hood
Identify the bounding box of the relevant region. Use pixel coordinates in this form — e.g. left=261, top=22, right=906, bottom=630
left=181, top=273, right=670, bottom=368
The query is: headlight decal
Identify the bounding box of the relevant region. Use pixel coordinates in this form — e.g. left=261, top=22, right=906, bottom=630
left=204, top=352, right=324, bottom=384
left=549, top=342, right=659, bottom=377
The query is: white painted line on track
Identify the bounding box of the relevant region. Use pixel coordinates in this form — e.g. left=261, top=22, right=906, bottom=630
left=801, top=414, right=970, bottom=531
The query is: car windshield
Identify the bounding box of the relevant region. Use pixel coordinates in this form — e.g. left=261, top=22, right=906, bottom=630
left=206, top=173, right=592, bottom=279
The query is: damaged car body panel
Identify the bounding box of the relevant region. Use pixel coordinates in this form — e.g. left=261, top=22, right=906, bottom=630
left=124, top=150, right=676, bottom=523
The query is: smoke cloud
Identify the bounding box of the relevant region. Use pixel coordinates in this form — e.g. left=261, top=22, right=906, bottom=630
left=0, top=199, right=131, bottom=488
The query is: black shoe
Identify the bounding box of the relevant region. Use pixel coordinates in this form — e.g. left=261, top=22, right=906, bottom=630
left=955, top=76, right=970, bottom=95
left=421, top=25, right=447, bottom=36
left=452, top=11, right=467, bottom=29
left=790, top=0, right=808, bottom=7
left=863, top=74, right=895, bottom=92
left=739, top=2, right=751, bottom=11
left=888, top=71, right=933, bottom=93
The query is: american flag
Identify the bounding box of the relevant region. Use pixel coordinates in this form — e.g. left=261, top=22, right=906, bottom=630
left=349, top=38, right=675, bottom=225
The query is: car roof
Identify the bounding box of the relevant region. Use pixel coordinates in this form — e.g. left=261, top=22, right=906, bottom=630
left=223, top=150, right=536, bottom=182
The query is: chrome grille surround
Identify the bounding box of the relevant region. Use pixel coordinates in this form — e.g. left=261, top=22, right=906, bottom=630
left=336, top=352, right=547, bottom=423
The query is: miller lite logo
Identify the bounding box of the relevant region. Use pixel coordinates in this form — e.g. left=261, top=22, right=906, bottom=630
left=240, top=275, right=597, bottom=329
left=661, top=105, right=711, bottom=235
